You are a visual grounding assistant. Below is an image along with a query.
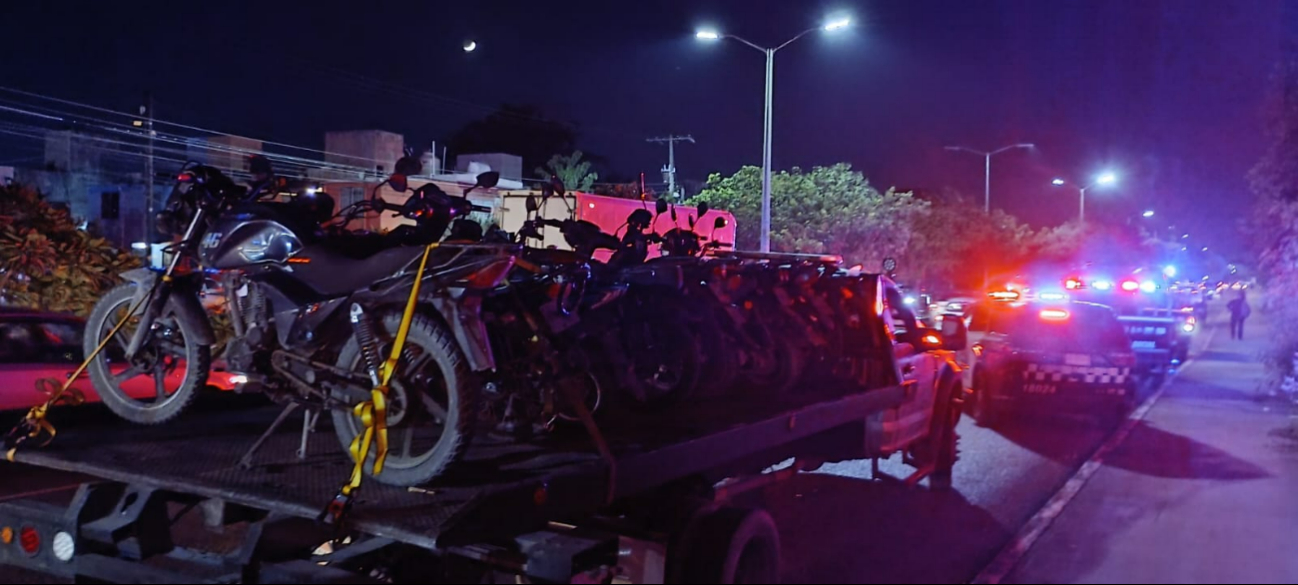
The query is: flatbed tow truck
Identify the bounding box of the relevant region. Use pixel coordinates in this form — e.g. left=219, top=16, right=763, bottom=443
left=0, top=275, right=965, bottom=584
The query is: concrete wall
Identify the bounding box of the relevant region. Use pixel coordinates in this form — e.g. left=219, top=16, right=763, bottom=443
left=325, top=130, right=404, bottom=175
left=185, top=135, right=264, bottom=171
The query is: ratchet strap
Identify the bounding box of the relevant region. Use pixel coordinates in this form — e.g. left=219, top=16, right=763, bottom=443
left=5, top=293, right=147, bottom=461
left=321, top=243, right=438, bottom=526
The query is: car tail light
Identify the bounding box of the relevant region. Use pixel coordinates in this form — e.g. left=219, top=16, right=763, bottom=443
left=1, top=526, right=12, bottom=545
left=19, top=526, right=38, bottom=556
left=1039, top=308, right=1070, bottom=321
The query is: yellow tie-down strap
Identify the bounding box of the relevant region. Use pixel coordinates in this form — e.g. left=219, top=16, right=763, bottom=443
left=5, top=294, right=145, bottom=461
left=322, top=243, right=437, bottom=525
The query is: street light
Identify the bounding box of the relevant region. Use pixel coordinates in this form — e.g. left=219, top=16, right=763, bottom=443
left=943, top=143, right=1035, bottom=213
left=697, top=17, right=851, bottom=252
left=1051, top=172, right=1118, bottom=223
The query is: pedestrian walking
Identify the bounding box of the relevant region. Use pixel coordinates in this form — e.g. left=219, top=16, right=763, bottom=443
left=1227, top=290, right=1251, bottom=340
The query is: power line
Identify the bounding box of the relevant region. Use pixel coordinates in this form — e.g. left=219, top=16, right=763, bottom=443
left=0, top=85, right=387, bottom=167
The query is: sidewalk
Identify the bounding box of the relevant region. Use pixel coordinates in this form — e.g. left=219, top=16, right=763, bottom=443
left=1005, top=305, right=1298, bottom=584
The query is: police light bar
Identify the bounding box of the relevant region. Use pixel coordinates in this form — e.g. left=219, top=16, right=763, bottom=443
left=1039, top=291, right=1067, bottom=301
left=1120, top=280, right=1141, bottom=292
left=989, top=290, right=1020, bottom=301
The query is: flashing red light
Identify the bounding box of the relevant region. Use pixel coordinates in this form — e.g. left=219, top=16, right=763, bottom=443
left=176, top=172, right=194, bottom=182
left=18, top=526, right=38, bottom=556
left=1065, top=278, right=1083, bottom=290
left=1120, top=280, right=1141, bottom=292
left=922, top=333, right=942, bottom=346
left=989, top=290, right=1020, bottom=301
left=1039, top=308, right=1070, bottom=321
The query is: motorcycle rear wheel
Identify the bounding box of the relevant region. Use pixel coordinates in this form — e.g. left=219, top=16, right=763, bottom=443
left=330, top=312, right=476, bottom=487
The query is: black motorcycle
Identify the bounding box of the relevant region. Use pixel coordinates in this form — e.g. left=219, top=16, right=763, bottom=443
left=84, top=161, right=517, bottom=486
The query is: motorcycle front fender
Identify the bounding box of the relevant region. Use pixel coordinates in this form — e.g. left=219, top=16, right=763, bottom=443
left=118, top=268, right=217, bottom=346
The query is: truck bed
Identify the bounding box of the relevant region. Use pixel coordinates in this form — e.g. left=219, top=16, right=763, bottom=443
left=9, top=384, right=903, bottom=551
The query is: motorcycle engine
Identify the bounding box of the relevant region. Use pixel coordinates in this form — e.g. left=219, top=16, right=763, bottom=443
left=226, top=279, right=271, bottom=374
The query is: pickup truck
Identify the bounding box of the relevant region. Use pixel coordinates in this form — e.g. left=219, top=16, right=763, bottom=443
left=0, top=274, right=967, bottom=584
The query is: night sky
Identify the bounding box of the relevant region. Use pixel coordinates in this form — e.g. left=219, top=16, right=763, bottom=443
left=1, top=0, right=1289, bottom=258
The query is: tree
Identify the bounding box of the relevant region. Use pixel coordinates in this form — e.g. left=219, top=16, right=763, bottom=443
left=593, top=181, right=656, bottom=200
left=689, top=164, right=929, bottom=267
left=536, top=150, right=599, bottom=192
left=900, top=192, right=1033, bottom=291
left=0, top=184, right=140, bottom=316
left=1248, top=55, right=1298, bottom=379
left=447, top=104, right=580, bottom=178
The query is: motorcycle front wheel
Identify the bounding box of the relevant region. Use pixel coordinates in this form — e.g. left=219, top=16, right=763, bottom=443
left=330, top=312, right=476, bottom=487
left=85, top=283, right=211, bottom=425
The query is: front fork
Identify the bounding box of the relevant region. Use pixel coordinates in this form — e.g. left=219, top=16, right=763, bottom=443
left=124, top=207, right=205, bottom=361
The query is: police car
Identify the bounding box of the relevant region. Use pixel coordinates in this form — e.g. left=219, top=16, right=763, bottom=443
left=956, top=299, right=1137, bottom=426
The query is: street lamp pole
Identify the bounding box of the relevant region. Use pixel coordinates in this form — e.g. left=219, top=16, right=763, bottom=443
left=698, top=18, right=849, bottom=252
left=943, top=143, right=1034, bottom=214
left=1052, top=172, right=1116, bottom=223
left=762, top=47, right=773, bottom=253
left=1079, top=185, right=1088, bottom=223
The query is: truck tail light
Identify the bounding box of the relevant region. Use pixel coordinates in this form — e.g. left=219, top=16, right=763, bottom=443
left=19, top=526, right=39, bottom=556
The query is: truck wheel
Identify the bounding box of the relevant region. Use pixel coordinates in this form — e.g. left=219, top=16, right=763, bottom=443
left=673, top=507, right=781, bottom=584
left=970, top=370, right=1003, bottom=428
left=926, top=382, right=962, bottom=491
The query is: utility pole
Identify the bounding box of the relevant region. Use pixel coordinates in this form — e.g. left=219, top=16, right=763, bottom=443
left=646, top=135, right=694, bottom=200
left=141, top=92, right=154, bottom=245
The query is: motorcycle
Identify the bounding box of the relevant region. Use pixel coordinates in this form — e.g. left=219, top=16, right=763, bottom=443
left=83, top=160, right=518, bottom=486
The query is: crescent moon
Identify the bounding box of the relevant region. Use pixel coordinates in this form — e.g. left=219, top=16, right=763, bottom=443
left=464, top=41, right=477, bottom=52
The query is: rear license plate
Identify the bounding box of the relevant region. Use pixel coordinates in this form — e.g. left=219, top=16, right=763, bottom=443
left=1132, top=340, right=1157, bottom=349
left=1023, top=383, right=1057, bottom=394
left=1064, top=353, right=1092, bottom=366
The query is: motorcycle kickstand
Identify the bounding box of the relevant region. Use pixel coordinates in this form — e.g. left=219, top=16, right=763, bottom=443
left=297, top=408, right=321, bottom=460
left=239, top=402, right=299, bottom=469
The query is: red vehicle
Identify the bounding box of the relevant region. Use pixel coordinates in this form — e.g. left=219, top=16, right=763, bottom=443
left=0, top=308, right=239, bottom=411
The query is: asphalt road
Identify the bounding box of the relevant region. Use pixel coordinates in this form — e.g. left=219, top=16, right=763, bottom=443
left=0, top=309, right=1215, bottom=583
